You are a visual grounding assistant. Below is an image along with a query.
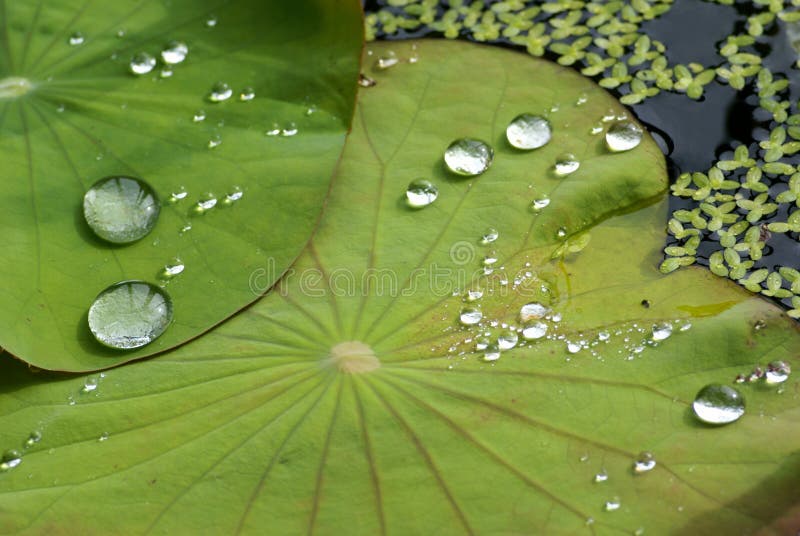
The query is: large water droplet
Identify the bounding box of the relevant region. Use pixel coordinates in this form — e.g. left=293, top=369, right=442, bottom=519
left=161, top=40, right=188, bottom=64
left=633, top=451, right=656, bottom=474
left=522, top=321, right=548, bottom=340
left=606, top=121, right=643, bottom=152
left=692, top=384, right=745, bottom=425
left=406, top=179, right=439, bottom=208
left=444, top=138, right=494, bottom=176
left=497, top=330, right=518, bottom=350
left=129, top=52, right=156, bottom=75
left=208, top=82, right=232, bottom=102
left=88, top=281, right=173, bottom=350
left=0, top=450, right=22, bottom=471
left=68, top=32, right=85, bottom=46
left=506, top=114, right=552, bottom=150
left=83, top=176, right=160, bottom=244
left=651, top=322, right=673, bottom=341
left=765, top=360, right=791, bottom=384
left=459, top=306, right=483, bottom=326
left=553, top=153, right=579, bottom=176
left=520, top=302, right=549, bottom=322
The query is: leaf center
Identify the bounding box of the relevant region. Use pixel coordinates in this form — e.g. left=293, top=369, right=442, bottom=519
left=0, top=77, right=33, bottom=99
left=328, top=341, right=380, bottom=374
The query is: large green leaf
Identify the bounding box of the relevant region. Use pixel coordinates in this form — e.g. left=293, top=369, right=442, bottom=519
left=1, top=40, right=799, bottom=534
left=0, top=0, right=362, bottom=371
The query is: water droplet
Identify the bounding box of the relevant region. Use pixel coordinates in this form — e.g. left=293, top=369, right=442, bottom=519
left=444, top=138, right=494, bottom=176
left=161, top=259, right=185, bottom=279
left=194, top=193, right=218, bottom=214
left=169, top=187, right=188, bottom=203
left=239, top=87, right=255, bottom=101
left=265, top=123, right=281, bottom=136
left=160, top=68, right=173, bottom=79
left=358, top=74, right=376, bottom=87
left=692, top=384, right=745, bottom=425
left=651, top=322, right=673, bottom=341
left=480, top=228, right=499, bottom=245
left=192, top=109, right=206, bottom=122
left=376, top=50, right=399, bottom=69
left=83, top=176, right=160, bottom=244
left=68, top=32, right=84, bottom=46
left=522, top=321, right=548, bottom=340
left=482, top=252, right=498, bottom=266
left=475, top=336, right=490, bottom=351
left=466, top=290, right=483, bottom=302
left=566, top=341, right=582, bottom=354
left=606, top=121, right=644, bottom=152
left=98, top=432, right=109, bottom=442
left=207, top=134, right=222, bottom=149
left=161, top=40, right=188, bottom=65
left=497, top=330, right=518, bottom=350
left=604, top=499, right=621, bottom=512
left=459, top=307, right=483, bottom=326
left=506, top=114, right=552, bottom=150
left=208, top=82, right=232, bottom=103
left=129, top=52, right=156, bottom=75
left=24, top=431, right=42, bottom=448
left=594, top=470, right=608, bottom=483
left=633, top=451, right=656, bottom=474
left=281, top=122, right=298, bottom=137
left=483, top=343, right=501, bottom=362
left=520, top=302, right=549, bottom=322
left=88, top=281, right=173, bottom=350
left=765, top=361, right=791, bottom=385
left=406, top=179, right=439, bottom=208
left=223, top=187, right=243, bottom=205
left=556, top=227, right=567, bottom=238
left=0, top=450, right=22, bottom=471
left=575, top=94, right=588, bottom=106
left=205, top=16, right=218, bottom=27
left=553, top=153, right=579, bottom=176
left=81, top=377, right=98, bottom=393
left=597, top=331, right=610, bottom=341
left=590, top=123, right=604, bottom=135
left=530, top=197, right=550, bottom=211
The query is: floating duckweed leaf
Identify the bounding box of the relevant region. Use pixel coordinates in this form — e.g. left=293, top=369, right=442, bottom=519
left=0, top=0, right=363, bottom=371
left=0, top=40, right=798, bottom=535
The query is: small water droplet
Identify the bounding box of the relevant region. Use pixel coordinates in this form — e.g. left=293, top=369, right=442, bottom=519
left=169, top=187, right=188, bottom=203
left=161, top=259, right=185, bottom=279
left=239, top=87, right=255, bottom=101
left=479, top=228, right=498, bottom=245
left=482, top=252, right=498, bottom=266
left=208, top=82, right=232, bottom=103
left=483, top=343, right=501, bottom=362
left=530, top=197, right=550, bottom=211
left=88, top=281, right=173, bottom=350
left=606, top=121, right=644, bottom=152
left=161, top=40, right=188, bottom=65
left=556, top=227, right=567, bottom=238
left=566, top=341, right=582, bottom=354
left=522, top=321, right=548, bottom=340
left=207, top=135, right=222, bottom=149
left=98, top=432, right=109, bottom=442
left=444, top=138, right=494, bottom=176
left=83, top=176, right=159, bottom=244
left=265, top=123, right=281, bottom=136
left=193, top=110, right=206, bottom=122
left=81, top=377, right=98, bottom=393
left=520, top=302, right=549, bottom=322
left=594, top=470, right=608, bottom=483
left=651, top=322, right=673, bottom=341
left=281, top=122, right=298, bottom=137
left=633, top=451, right=656, bottom=474
left=194, top=193, right=218, bottom=214
left=376, top=50, right=399, bottom=69
left=358, top=73, right=376, bottom=87
left=24, top=431, right=42, bottom=448
left=553, top=153, right=579, bottom=176
left=459, top=307, right=483, bottom=326
left=765, top=361, right=791, bottom=385
left=604, top=499, right=621, bottom=512
left=497, top=330, right=518, bottom=350
left=159, top=68, right=173, bottom=78
left=223, top=187, right=243, bottom=205
left=129, top=52, right=156, bottom=75
left=116, top=29, right=126, bottom=38
left=692, top=384, right=745, bottom=425
left=406, top=179, right=439, bottom=208
left=0, top=450, right=22, bottom=471
left=475, top=336, right=490, bottom=351
left=590, top=123, right=604, bottom=135
left=68, top=32, right=84, bottom=46
left=466, top=290, right=483, bottom=302
left=597, top=331, right=610, bottom=341
left=506, top=114, right=552, bottom=150
left=205, top=16, right=218, bottom=27
left=575, top=94, right=588, bottom=106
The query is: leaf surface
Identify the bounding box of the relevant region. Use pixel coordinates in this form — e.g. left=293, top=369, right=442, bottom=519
left=1, top=40, right=798, bottom=535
